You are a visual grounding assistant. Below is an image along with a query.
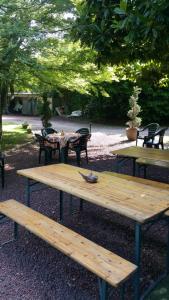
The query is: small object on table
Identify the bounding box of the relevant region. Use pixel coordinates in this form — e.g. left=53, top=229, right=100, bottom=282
left=79, top=171, right=98, bottom=183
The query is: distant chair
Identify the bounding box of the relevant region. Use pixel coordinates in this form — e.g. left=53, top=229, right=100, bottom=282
left=0, top=152, right=5, bottom=188
left=76, top=127, right=89, bottom=134
left=67, top=110, right=82, bottom=118
left=67, top=134, right=90, bottom=166
left=41, top=127, right=57, bottom=137
left=35, top=134, right=60, bottom=164
left=143, top=127, right=168, bottom=149
left=136, top=123, right=160, bottom=146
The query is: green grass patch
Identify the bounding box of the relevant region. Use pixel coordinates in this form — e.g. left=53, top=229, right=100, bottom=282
left=2, top=123, right=33, bottom=151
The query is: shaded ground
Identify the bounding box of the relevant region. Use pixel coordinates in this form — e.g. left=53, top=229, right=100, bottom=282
left=0, top=143, right=169, bottom=300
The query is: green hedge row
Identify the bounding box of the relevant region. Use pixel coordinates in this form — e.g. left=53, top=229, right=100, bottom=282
left=54, top=81, right=169, bottom=125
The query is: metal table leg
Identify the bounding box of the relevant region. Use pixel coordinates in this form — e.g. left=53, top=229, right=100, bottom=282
left=98, top=278, right=108, bottom=300
left=134, top=222, right=142, bottom=300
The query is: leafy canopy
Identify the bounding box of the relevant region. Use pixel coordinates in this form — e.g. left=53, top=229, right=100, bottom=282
left=72, top=0, right=169, bottom=66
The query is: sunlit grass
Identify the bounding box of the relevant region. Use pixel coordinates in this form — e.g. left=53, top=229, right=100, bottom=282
left=2, top=122, right=33, bottom=151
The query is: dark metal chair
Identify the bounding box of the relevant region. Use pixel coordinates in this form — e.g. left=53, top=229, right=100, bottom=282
left=136, top=123, right=160, bottom=146
left=35, top=134, right=60, bottom=164
left=76, top=128, right=90, bottom=135
left=143, top=127, right=168, bottom=149
left=41, top=127, right=57, bottom=137
left=67, top=134, right=90, bottom=166
left=0, top=153, right=5, bottom=188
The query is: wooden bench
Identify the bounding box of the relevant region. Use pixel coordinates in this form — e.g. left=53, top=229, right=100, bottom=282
left=136, top=157, right=169, bottom=179
left=103, top=171, right=169, bottom=217
left=0, top=199, right=136, bottom=300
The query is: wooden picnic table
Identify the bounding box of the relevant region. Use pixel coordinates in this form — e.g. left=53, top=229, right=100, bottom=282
left=111, top=146, right=169, bottom=176
left=17, top=163, right=169, bottom=299
left=112, top=146, right=169, bottom=161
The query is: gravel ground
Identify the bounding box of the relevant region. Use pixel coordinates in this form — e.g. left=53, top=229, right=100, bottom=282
left=0, top=143, right=169, bottom=300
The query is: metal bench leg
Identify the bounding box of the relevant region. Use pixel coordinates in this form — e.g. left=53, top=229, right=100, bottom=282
left=69, top=195, right=73, bottom=215
left=26, top=178, right=31, bottom=207
left=134, top=222, right=142, bottom=300
left=167, top=217, right=169, bottom=273
left=1, top=163, right=4, bottom=188
left=98, top=278, right=108, bottom=300
left=79, top=198, right=83, bottom=212
left=0, top=218, right=18, bottom=247
left=14, top=222, right=18, bottom=240
left=143, top=165, right=147, bottom=179
left=59, top=190, right=63, bottom=222
left=133, top=158, right=136, bottom=176
left=120, top=283, right=125, bottom=300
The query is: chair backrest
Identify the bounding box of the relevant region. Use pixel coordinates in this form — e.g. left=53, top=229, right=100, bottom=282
left=35, top=133, right=45, bottom=147
left=41, top=127, right=57, bottom=137
left=76, top=128, right=90, bottom=135
left=69, top=134, right=89, bottom=149
left=147, top=123, right=160, bottom=137
left=41, top=127, right=57, bottom=136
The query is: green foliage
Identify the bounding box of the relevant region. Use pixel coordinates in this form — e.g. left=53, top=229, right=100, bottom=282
left=84, top=80, right=133, bottom=122
left=75, top=80, right=169, bottom=125
left=139, top=87, right=169, bottom=125
left=126, top=86, right=142, bottom=128
left=72, top=0, right=169, bottom=69
left=0, top=0, right=74, bottom=139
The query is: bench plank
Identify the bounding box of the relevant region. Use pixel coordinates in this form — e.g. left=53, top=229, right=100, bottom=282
left=136, top=157, right=169, bottom=169
left=103, top=172, right=169, bottom=217
left=0, top=199, right=136, bottom=288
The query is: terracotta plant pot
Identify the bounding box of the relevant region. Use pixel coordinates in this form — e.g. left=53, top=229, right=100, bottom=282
left=126, top=127, right=137, bottom=141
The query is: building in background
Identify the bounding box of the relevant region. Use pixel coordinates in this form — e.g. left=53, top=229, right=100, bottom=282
left=6, top=92, right=41, bottom=115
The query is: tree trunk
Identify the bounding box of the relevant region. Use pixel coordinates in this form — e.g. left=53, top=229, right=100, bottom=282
left=0, top=82, right=8, bottom=151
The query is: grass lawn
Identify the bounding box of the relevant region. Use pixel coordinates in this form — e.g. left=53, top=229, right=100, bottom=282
left=2, top=122, right=33, bottom=151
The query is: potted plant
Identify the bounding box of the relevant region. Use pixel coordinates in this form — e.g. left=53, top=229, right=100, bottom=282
left=126, top=86, right=142, bottom=141
left=22, top=121, right=29, bottom=129
left=27, top=125, right=32, bottom=134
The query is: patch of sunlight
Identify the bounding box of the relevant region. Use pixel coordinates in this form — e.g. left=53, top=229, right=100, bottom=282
left=3, top=124, right=20, bottom=131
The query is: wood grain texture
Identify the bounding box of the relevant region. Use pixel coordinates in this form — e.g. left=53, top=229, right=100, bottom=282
left=103, top=172, right=169, bottom=189
left=0, top=199, right=136, bottom=287
left=103, top=172, right=169, bottom=217
left=136, top=157, right=169, bottom=169
left=17, top=164, right=169, bottom=223
left=112, top=146, right=169, bottom=162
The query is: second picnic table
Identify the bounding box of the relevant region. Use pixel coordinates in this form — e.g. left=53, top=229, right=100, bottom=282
left=111, top=146, right=169, bottom=176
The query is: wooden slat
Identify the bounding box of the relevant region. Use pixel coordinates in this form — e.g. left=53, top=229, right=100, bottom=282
left=0, top=199, right=136, bottom=287
left=136, top=157, right=169, bottom=169
left=103, top=171, right=169, bottom=189
left=103, top=172, right=169, bottom=217
left=112, top=146, right=169, bottom=162
left=17, top=164, right=169, bottom=224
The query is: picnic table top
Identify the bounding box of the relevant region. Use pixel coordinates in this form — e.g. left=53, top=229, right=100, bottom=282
left=17, top=164, right=169, bottom=224
left=111, top=146, right=169, bottom=162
